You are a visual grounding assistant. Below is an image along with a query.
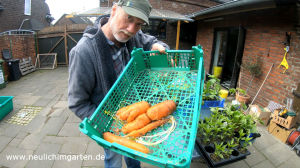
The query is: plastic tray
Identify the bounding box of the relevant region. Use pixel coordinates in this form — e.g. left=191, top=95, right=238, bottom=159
left=79, top=46, right=205, bottom=168
left=200, top=98, right=225, bottom=120
left=196, top=138, right=250, bottom=167
left=0, top=96, right=14, bottom=120
left=202, top=98, right=225, bottom=109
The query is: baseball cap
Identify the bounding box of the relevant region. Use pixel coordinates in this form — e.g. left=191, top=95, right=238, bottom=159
left=117, top=0, right=152, bottom=25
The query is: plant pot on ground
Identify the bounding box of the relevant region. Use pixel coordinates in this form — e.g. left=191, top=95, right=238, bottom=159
left=230, top=88, right=251, bottom=105
left=236, top=92, right=250, bottom=104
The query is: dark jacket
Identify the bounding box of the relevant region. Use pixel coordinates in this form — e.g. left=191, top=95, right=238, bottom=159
left=68, top=16, right=169, bottom=120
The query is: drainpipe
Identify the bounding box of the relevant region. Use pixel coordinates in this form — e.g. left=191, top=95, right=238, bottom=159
left=9, top=38, right=13, bottom=58
left=19, top=18, right=29, bottom=30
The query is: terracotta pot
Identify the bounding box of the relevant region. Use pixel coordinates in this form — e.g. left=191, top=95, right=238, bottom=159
left=236, top=93, right=250, bottom=104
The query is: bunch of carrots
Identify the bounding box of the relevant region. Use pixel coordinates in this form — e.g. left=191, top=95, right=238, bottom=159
left=103, top=100, right=177, bottom=154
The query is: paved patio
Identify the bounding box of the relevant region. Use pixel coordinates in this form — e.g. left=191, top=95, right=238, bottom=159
left=0, top=67, right=299, bottom=168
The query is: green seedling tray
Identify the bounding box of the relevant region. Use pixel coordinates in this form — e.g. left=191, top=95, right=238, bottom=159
left=79, top=45, right=205, bottom=168
left=0, top=96, right=14, bottom=121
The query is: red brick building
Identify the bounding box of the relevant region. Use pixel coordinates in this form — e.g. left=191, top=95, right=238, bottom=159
left=0, top=0, right=53, bottom=32
left=191, top=0, right=300, bottom=117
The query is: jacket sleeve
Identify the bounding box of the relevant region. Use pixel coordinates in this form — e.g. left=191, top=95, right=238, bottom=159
left=134, top=30, right=170, bottom=51
left=68, top=41, right=97, bottom=120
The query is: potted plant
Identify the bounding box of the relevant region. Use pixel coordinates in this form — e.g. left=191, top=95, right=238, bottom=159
left=203, top=75, right=222, bottom=101
left=230, top=88, right=251, bottom=105
left=201, top=75, right=225, bottom=119
left=232, top=56, right=262, bottom=104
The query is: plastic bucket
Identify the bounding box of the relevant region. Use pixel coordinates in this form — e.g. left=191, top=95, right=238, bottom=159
left=213, top=66, right=222, bottom=78
left=219, top=89, right=229, bottom=99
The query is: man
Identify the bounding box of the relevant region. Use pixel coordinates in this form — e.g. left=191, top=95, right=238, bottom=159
left=68, top=0, right=169, bottom=167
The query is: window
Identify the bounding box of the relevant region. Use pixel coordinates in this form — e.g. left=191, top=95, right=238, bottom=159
left=24, top=0, right=31, bottom=15
left=142, top=19, right=167, bottom=39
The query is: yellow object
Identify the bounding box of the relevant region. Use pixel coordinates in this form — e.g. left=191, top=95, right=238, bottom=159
left=219, top=89, right=229, bottom=99
left=279, top=108, right=288, bottom=116
left=277, top=47, right=289, bottom=73
left=213, top=66, right=222, bottom=78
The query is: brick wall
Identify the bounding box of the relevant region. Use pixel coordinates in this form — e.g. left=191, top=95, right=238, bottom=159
left=195, top=6, right=300, bottom=109
left=0, top=0, right=50, bottom=32
left=0, top=35, right=36, bottom=79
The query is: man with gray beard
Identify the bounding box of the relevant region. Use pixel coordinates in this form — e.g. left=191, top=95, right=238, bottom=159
left=68, top=0, right=169, bottom=167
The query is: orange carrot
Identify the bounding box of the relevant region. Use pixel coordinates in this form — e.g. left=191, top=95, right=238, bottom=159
left=116, top=106, right=130, bottom=119
left=125, top=118, right=170, bottom=138
left=146, top=100, right=177, bottom=121
left=126, top=101, right=151, bottom=122
left=103, top=132, right=150, bottom=154
left=121, top=113, right=151, bottom=134
left=116, top=101, right=151, bottom=122
left=116, top=107, right=130, bottom=121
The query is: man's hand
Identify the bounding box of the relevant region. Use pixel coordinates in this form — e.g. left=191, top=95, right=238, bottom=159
left=151, top=43, right=166, bottom=54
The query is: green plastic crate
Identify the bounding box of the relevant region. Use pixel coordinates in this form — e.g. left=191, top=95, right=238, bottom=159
left=79, top=45, right=205, bottom=167
left=0, top=96, right=14, bottom=121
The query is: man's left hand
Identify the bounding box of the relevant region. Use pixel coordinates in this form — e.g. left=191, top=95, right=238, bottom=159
left=151, top=43, right=166, bottom=54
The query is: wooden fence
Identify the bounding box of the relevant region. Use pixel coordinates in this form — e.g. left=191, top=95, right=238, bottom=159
left=37, top=24, right=88, bottom=65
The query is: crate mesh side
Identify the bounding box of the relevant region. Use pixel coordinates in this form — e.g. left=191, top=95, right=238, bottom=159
left=143, top=51, right=196, bottom=70
left=88, top=51, right=201, bottom=165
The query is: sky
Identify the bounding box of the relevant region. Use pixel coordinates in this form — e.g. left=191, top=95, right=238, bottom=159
left=45, top=0, right=99, bottom=23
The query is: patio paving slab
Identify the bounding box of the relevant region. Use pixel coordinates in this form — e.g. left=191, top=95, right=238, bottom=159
left=277, top=153, right=300, bottom=168
left=42, top=136, right=69, bottom=145
left=261, top=142, right=295, bottom=167
left=8, top=137, right=23, bottom=147
left=81, top=141, right=105, bottom=167
left=18, top=132, right=45, bottom=151
left=253, top=128, right=279, bottom=151
left=15, top=131, right=30, bottom=139
left=22, top=115, right=47, bottom=134
left=59, top=140, right=88, bottom=155
left=25, top=142, right=61, bottom=168
left=219, top=160, right=250, bottom=168
left=40, top=116, right=68, bottom=136
left=57, top=122, right=81, bottom=137
left=51, top=157, right=82, bottom=168
left=0, top=136, right=12, bottom=153
left=252, top=160, right=275, bottom=168
left=0, top=123, right=23, bottom=138
left=33, top=97, right=55, bottom=107
left=245, top=145, right=267, bottom=166
left=0, top=146, right=34, bottom=168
